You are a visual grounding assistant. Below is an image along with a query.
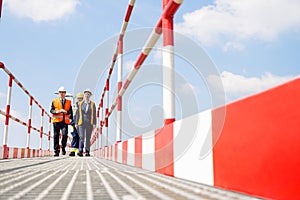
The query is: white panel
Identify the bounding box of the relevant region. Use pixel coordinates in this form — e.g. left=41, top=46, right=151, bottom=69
left=174, top=109, right=214, bottom=186
left=142, top=130, right=155, bottom=171
left=9, top=147, right=14, bottom=158
left=127, top=138, right=135, bottom=166
left=117, top=142, right=122, bottom=163
left=18, top=148, right=22, bottom=158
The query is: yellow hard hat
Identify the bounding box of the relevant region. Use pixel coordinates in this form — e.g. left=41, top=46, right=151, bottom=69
left=77, top=92, right=84, bottom=98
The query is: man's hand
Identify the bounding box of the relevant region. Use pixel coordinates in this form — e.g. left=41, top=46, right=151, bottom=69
left=60, top=109, right=67, bottom=113
left=93, top=124, right=96, bottom=129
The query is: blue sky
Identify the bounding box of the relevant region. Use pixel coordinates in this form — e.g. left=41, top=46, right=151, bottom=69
left=1, top=0, right=300, bottom=147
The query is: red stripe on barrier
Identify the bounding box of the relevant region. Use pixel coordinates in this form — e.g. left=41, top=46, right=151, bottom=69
left=118, top=82, right=122, bottom=111
left=13, top=148, right=18, bottom=158
left=163, top=21, right=174, bottom=46
left=0, top=0, right=2, bottom=18
left=8, top=74, right=13, bottom=86
left=123, top=80, right=131, bottom=90
left=5, top=105, right=10, bottom=125
left=125, top=5, right=134, bottom=22
left=21, top=148, right=25, bottom=158
left=17, top=82, right=23, bottom=88
left=0, top=62, right=4, bottom=68
left=163, top=0, right=182, bottom=19
left=134, top=53, right=147, bottom=69
left=106, top=79, right=109, bottom=91
left=135, top=136, right=142, bottom=168
left=212, top=78, right=300, bottom=200
left=40, top=127, right=43, bottom=138
left=112, top=54, right=117, bottom=63
left=118, top=35, right=123, bottom=54
left=122, top=141, right=128, bottom=164
left=155, top=19, right=163, bottom=34
left=164, top=118, right=175, bottom=125
left=3, top=145, right=8, bottom=159
left=109, top=68, right=113, bottom=75
left=155, top=123, right=174, bottom=176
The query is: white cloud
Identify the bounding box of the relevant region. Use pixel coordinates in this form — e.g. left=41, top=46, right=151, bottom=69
left=176, top=0, right=300, bottom=49
left=5, top=0, right=79, bottom=22
left=208, top=71, right=294, bottom=100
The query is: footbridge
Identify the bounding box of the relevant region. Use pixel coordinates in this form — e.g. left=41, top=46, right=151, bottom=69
left=1, top=0, right=300, bottom=199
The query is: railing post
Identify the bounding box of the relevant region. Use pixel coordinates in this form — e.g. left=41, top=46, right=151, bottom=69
left=48, top=117, right=51, bottom=152
left=105, top=80, right=109, bottom=147
left=39, top=109, right=44, bottom=156
left=99, top=100, right=103, bottom=149
left=26, top=96, right=33, bottom=149
left=95, top=110, right=99, bottom=150
left=162, top=0, right=175, bottom=125
left=116, top=34, right=123, bottom=143
left=2, top=74, right=13, bottom=159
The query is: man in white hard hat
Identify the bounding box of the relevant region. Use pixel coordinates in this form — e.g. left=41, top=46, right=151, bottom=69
left=50, top=86, right=73, bottom=156
left=75, top=89, right=96, bottom=156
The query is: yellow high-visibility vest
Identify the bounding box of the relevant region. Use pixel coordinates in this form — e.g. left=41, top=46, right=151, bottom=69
left=77, top=101, right=94, bottom=125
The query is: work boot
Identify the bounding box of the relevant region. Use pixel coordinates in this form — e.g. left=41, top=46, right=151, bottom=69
left=69, top=152, right=75, bottom=156
left=77, top=151, right=83, bottom=157
left=54, top=152, right=59, bottom=157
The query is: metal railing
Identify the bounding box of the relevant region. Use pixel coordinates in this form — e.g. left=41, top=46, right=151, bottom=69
left=90, top=0, right=184, bottom=151
left=0, top=62, right=53, bottom=158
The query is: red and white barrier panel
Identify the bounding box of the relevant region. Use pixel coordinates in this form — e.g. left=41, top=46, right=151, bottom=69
left=0, top=146, right=53, bottom=159
left=93, top=77, right=300, bottom=199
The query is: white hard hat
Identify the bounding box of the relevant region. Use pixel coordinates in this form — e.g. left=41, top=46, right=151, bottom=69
left=58, top=86, right=66, bottom=92
left=84, top=88, right=92, bottom=95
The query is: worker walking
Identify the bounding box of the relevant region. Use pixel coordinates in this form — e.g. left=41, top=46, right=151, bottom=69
left=69, top=92, right=83, bottom=156
left=50, top=86, right=73, bottom=156
left=75, top=89, right=96, bottom=157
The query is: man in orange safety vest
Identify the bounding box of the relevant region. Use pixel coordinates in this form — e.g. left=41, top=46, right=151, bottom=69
left=50, top=86, right=73, bottom=156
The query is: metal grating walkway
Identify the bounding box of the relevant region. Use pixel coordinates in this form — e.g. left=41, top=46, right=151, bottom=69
left=0, top=157, right=260, bottom=200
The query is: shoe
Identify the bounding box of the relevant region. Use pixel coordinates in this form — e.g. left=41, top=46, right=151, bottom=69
left=85, top=153, right=90, bottom=157
left=54, top=152, right=59, bottom=157
left=62, top=148, right=66, bottom=155
left=77, top=152, right=83, bottom=157
left=69, top=152, right=75, bottom=156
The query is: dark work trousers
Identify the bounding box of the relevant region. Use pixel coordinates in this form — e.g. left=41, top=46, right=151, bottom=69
left=71, top=126, right=79, bottom=149
left=78, top=122, right=93, bottom=153
left=53, top=121, right=68, bottom=153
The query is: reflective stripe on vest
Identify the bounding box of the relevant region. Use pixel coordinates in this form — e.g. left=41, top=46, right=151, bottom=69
left=52, top=98, right=71, bottom=124
left=78, top=101, right=94, bottom=125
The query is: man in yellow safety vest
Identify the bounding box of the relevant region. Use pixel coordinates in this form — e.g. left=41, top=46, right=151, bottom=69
left=75, top=89, right=96, bottom=156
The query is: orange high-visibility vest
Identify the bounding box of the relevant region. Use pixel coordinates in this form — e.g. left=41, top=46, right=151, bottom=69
left=52, top=98, right=71, bottom=124
left=77, top=101, right=94, bottom=125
